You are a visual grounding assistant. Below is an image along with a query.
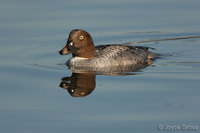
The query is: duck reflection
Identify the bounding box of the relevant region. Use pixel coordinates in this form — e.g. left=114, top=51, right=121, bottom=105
left=59, top=63, right=149, bottom=97
left=60, top=72, right=96, bottom=97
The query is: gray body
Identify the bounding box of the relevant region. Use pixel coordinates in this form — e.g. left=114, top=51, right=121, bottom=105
left=67, top=44, right=156, bottom=68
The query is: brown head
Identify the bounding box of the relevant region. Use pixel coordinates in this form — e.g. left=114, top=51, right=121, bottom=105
left=59, top=29, right=95, bottom=58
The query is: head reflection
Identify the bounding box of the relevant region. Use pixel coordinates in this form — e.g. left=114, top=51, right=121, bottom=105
left=59, top=72, right=96, bottom=97
left=59, top=63, right=149, bottom=97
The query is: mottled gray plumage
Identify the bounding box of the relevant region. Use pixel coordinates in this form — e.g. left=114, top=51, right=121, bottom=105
left=67, top=44, right=156, bottom=68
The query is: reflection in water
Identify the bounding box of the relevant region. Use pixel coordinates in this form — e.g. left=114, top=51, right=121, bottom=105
left=60, top=72, right=96, bottom=97
left=59, top=63, right=149, bottom=97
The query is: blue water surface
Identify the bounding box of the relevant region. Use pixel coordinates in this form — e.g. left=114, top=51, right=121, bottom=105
left=0, top=0, right=200, bottom=133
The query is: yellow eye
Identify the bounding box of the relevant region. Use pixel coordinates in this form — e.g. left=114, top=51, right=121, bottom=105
left=79, top=35, right=84, bottom=40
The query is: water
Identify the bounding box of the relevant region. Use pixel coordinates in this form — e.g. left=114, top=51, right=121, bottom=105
left=0, top=0, right=200, bottom=133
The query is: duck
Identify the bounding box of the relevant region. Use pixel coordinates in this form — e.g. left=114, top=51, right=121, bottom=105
left=59, top=29, right=156, bottom=69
